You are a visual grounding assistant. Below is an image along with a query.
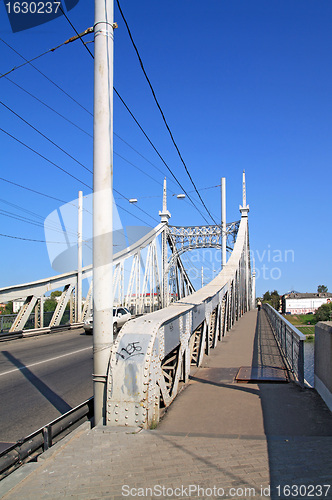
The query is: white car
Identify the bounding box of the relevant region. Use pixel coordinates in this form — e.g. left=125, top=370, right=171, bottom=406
left=83, top=307, right=132, bottom=335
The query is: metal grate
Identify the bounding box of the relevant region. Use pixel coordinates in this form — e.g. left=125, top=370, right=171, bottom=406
left=235, top=366, right=289, bottom=383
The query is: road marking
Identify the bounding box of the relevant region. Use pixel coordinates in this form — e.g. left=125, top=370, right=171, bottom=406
left=0, top=346, right=92, bottom=377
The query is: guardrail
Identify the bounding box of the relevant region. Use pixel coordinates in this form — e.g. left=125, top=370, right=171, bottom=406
left=262, top=303, right=306, bottom=386
left=0, top=311, right=71, bottom=333
left=0, top=397, right=93, bottom=480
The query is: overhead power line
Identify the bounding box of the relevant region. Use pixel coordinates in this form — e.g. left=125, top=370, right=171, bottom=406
left=116, top=0, right=218, bottom=225
left=0, top=37, right=210, bottom=223
left=0, top=175, right=68, bottom=204
left=53, top=13, right=214, bottom=225
left=1, top=101, right=92, bottom=174
left=4, top=75, right=93, bottom=138
left=114, top=89, right=211, bottom=225
left=0, top=37, right=92, bottom=115
left=0, top=233, right=64, bottom=243
left=0, top=22, right=214, bottom=225
left=0, top=127, right=92, bottom=189
left=0, top=28, right=93, bottom=80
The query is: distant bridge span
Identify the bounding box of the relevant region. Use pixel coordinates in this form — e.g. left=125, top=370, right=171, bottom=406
left=107, top=193, right=253, bottom=427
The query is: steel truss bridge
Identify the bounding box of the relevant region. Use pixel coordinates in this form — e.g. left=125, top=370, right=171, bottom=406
left=0, top=175, right=254, bottom=428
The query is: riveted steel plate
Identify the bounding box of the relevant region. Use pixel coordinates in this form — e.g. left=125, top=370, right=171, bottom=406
left=235, top=366, right=288, bottom=383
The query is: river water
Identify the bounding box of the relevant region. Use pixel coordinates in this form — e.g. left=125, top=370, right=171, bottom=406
left=304, top=341, right=314, bottom=386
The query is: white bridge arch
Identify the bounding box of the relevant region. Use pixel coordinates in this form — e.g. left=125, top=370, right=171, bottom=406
left=107, top=197, right=252, bottom=427
left=0, top=174, right=255, bottom=428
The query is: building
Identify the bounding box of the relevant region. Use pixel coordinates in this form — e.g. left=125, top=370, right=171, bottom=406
left=12, top=300, right=25, bottom=313
left=282, top=292, right=332, bottom=315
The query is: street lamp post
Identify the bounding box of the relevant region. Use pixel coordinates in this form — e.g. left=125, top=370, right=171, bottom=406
left=93, top=0, right=115, bottom=426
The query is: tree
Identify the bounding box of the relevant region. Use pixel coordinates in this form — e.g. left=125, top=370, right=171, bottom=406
left=262, top=290, right=281, bottom=311
left=4, top=302, right=13, bottom=314
left=315, top=302, right=332, bottom=322
left=317, top=285, right=328, bottom=293
left=44, top=298, right=58, bottom=312
left=270, top=290, right=281, bottom=310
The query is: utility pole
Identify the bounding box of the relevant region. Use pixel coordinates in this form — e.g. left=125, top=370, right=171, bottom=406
left=221, top=177, right=226, bottom=268
left=93, top=0, right=114, bottom=426
left=77, top=190, right=83, bottom=322
left=159, top=178, right=171, bottom=308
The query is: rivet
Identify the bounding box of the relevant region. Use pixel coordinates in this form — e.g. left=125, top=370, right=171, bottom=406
left=125, top=415, right=128, bottom=419
left=115, top=411, right=118, bottom=415
left=115, top=418, right=118, bottom=422
left=135, top=419, right=139, bottom=423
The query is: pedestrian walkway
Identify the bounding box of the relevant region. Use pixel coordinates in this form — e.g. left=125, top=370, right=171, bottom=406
left=1, top=310, right=331, bottom=500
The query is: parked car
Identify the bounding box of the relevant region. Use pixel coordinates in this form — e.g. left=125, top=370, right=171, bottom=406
left=83, top=307, right=132, bottom=335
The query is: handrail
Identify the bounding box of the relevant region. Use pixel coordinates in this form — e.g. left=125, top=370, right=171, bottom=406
left=262, top=303, right=306, bottom=386
left=0, top=397, right=93, bottom=480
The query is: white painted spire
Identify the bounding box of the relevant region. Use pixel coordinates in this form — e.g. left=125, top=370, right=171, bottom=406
left=239, top=170, right=249, bottom=216
left=159, top=177, right=171, bottom=223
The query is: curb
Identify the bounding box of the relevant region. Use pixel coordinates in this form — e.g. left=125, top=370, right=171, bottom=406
left=0, top=422, right=90, bottom=499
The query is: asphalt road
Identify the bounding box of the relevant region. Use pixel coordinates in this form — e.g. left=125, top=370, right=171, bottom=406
left=0, top=329, right=93, bottom=446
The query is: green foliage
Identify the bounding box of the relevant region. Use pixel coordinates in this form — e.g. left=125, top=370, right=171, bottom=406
left=315, top=302, right=332, bottom=322
left=4, top=301, right=13, bottom=314
left=317, top=285, right=328, bottom=293
left=287, top=314, right=318, bottom=326
left=262, top=290, right=280, bottom=310
left=50, top=290, right=62, bottom=298
left=44, top=298, right=58, bottom=312
left=297, top=326, right=315, bottom=335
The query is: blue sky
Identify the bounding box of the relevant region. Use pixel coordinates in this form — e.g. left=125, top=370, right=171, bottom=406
left=0, top=0, right=331, bottom=297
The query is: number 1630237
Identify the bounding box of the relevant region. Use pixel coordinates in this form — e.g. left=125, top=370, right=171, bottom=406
left=5, top=2, right=61, bottom=15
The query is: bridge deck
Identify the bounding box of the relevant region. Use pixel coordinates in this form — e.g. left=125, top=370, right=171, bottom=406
left=1, top=310, right=332, bottom=500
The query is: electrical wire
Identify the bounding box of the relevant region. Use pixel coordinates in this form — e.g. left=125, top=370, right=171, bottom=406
left=0, top=24, right=218, bottom=231
left=50, top=12, right=215, bottom=224
left=116, top=0, right=218, bottom=225
left=0, top=175, right=68, bottom=204
left=4, top=74, right=93, bottom=137
left=0, top=37, right=211, bottom=223
left=0, top=127, right=92, bottom=189
left=1, top=101, right=92, bottom=174
left=113, top=188, right=159, bottom=224
left=0, top=38, right=92, bottom=116
left=0, top=233, right=64, bottom=243
left=0, top=199, right=79, bottom=237
left=114, top=89, right=211, bottom=225
left=0, top=28, right=93, bottom=80
left=58, top=5, right=94, bottom=59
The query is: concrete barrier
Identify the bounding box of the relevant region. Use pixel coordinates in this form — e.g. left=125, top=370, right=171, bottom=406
left=314, top=321, right=332, bottom=411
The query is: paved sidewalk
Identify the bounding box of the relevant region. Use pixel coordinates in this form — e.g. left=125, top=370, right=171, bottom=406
left=1, top=310, right=331, bottom=500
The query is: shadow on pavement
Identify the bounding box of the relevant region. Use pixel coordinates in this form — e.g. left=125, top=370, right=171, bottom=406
left=2, top=351, right=72, bottom=414
left=253, top=310, right=332, bottom=500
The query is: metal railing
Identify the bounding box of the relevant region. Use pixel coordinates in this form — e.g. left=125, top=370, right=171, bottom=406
left=263, top=303, right=306, bottom=386
left=0, top=311, right=71, bottom=333
left=0, top=397, right=93, bottom=480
